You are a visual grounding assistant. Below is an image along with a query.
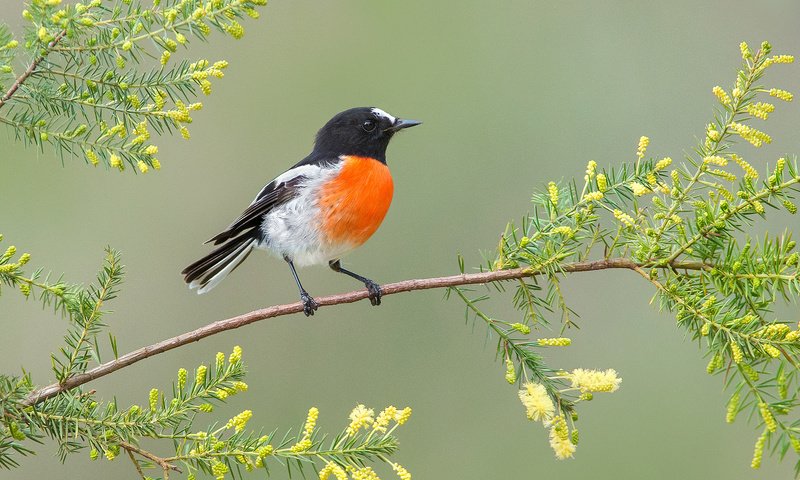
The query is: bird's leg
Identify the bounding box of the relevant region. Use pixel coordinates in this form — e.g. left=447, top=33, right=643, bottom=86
left=328, top=259, right=382, bottom=306
left=285, top=256, right=318, bottom=316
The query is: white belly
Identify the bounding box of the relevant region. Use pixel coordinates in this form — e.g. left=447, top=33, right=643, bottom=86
left=256, top=162, right=354, bottom=267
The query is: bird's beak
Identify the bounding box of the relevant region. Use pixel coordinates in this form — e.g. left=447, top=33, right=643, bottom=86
left=386, top=118, right=422, bottom=132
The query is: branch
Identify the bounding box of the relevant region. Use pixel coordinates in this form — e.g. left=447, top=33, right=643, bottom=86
left=0, top=29, right=66, bottom=111
left=119, top=440, right=181, bottom=478
left=22, top=257, right=705, bottom=406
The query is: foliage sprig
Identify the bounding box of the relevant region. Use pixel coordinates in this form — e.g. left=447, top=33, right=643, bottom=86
left=0, top=0, right=266, bottom=172
left=458, top=41, right=800, bottom=470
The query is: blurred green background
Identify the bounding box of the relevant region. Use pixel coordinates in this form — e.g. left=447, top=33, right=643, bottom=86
left=2, top=1, right=800, bottom=478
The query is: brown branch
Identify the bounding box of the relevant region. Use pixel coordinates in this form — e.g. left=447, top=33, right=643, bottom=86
left=22, top=257, right=706, bottom=406
left=119, top=440, right=181, bottom=478
left=124, top=447, right=146, bottom=480
left=0, top=30, right=66, bottom=111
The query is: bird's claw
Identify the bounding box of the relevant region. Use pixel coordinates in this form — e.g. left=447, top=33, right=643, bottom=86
left=365, top=280, right=382, bottom=306
left=300, top=292, right=318, bottom=316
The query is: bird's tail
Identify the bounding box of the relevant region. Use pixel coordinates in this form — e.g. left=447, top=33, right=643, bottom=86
left=182, top=234, right=257, bottom=294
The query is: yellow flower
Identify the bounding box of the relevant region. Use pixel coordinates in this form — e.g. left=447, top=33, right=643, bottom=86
left=731, top=154, right=758, bottom=180
left=505, top=357, right=516, bottom=384
left=726, top=392, right=739, bottom=423
left=630, top=182, right=649, bottom=196
left=346, top=404, right=374, bottom=435
left=195, top=364, right=207, bottom=384
left=613, top=210, right=635, bottom=228
left=740, top=41, right=752, bottom=60
left=654, top=157, right=672, bottom=171
left=709, top=169, right=737, bottom=183
left=759, top=403, right=776, bottom=432
left=177, top=368, right=187, bottom=390
left=547, top=181, right=558, bottom=205
left=703, top=155, right=727, bottom=166
left=392, top=463, right=412, bottom=480
left=596, top=173, right=608, bottom=192
left=746, top=102, right=775, bottom=120
left=373, top=406, right=398, bottom=433
left=109, top=154, right=123, bottom=170
left=518, top=382, right=555, bottom=422
left=85, top=150, right=99, bottom=166
left=583, top=191, right=603, bottom=202
left=348, top=466, right=381, bottom=480
left=730, top=342, right=744, bottom=363
left=550, top=226, right=574, bottom=237
left=567, top=368, right=621, bottom=393
left=137, top=160, right=149, bottom=173
left=728, top=122, right=771, bottom=147
left=212, top=461, right=229, bottom=480
left=762, top=344, right=780, bottom=358
left=226, top=20, right=244, bottom=39
left=148, top=388, right=159, bottom=410
left=302, top=407, right=319, bottom=436
left=751, top=431, right=766, bottom=469
left=226, top=409, right=253, bottom=433
left=289, top=438, right=313, bottom=453
left=768, top=88, right=793, bottom=102
left=395, top=407, right=412, bottom=425
left=712, top=86, right=731, bottom=106
left=229, top=345, right=242, bottom=363
left=537, top=337, right=571, bottom=346
left=636, top=136, right=649, bottom=159
left=548, top=415, right=576, bottom=460
left=585, top=160, right=597, bottom=179
left=319, top=461, right=348, bottom=480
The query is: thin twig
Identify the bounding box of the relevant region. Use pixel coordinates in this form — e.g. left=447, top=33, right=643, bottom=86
left=0, top=30, right=66, bottom=110
left=119, top=439, right=181, bottom=477
left=22, top=258, right=706, bottom=406
left=125, top=447, right=146, bottom=480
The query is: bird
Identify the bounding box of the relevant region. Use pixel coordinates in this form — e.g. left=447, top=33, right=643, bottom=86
left=182, top=107, right=421, bottom=316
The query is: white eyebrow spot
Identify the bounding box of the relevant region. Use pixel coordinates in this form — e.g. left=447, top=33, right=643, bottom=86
left=371, top=107, right=396, bottom=123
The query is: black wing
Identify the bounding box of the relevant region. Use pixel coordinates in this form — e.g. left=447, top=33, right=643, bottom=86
left=205, top=175, right=305, bottom=245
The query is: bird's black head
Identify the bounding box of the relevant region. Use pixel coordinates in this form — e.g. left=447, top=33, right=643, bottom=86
left=313, top=107, right=421, bottom=163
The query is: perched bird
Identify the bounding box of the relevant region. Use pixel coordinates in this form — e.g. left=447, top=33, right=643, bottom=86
left=182, top=107, right=421, bottom=315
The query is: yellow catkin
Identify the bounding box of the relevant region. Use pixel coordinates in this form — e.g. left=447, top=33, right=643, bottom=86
left=759, top=403, right=777, bottom=433
left=655, top=157, right=672, bottom=171
left=726, top=392, right=740, bottom=423
left=730, top=342, right=744, bottom=363
left=768, top=88, right=793, bottom=102
left=731, top=154, right=758, bottom=179
left=583, top=191, right=603, bottom=202
left=636, top=136, right=649, bottom=159
left=712, top=86, right=731, bottom=106
left=548, top=182, right=558, bottom=205
left=537, top=337, right=571, bottom=346
left=703, top=155, right=728, bottom=166
left=596, top=173, right=607, bottom=192
left=751, top=432, right=766, bottom=469
left=613, top=210, right=635, bottom=228
left=746, top=102, right=775, bottom=120
left=728, top=122, right=772, bottom=147
left=585, top=160, right=597, bottom=179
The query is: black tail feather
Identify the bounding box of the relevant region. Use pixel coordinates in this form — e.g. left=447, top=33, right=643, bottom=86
left=182, top=233, right=257, bottom=292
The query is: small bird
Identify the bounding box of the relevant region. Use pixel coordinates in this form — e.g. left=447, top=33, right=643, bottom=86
left=182, top=107, right=421, bottom=315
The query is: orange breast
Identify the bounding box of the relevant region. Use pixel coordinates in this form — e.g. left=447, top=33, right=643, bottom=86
left=318, top=156, right=394, bottom=247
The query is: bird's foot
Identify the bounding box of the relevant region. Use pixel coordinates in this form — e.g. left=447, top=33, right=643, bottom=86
left=300, top=291, right=318, bottom=316
left=364, top=280, right=382, bottom=306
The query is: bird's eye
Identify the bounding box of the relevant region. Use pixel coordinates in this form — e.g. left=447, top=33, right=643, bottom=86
left=362, top=119, right=376, bottom=132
